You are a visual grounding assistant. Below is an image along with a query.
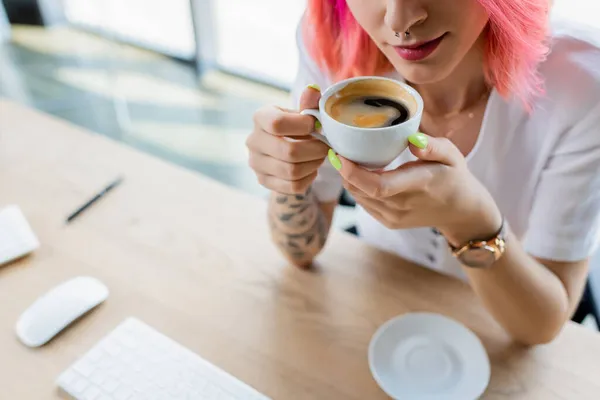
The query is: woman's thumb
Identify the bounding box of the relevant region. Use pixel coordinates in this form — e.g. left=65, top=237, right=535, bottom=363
left=408, top=133, right=462, bottom=166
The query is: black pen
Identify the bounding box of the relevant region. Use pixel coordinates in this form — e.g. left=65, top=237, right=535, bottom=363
left=66, top=176, right=124, bottom=224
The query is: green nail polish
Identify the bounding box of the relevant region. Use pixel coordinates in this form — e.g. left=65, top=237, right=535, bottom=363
left=328, top=149, right=342, bottom=171
left=408, top=132, right=428, bottom=149
left=314, top=120, right=322, bottom=130
left=307, top=83, right=321, bottom=92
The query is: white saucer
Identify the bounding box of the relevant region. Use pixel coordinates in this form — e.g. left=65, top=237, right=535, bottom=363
left=369, top=313, right=490, bottom=400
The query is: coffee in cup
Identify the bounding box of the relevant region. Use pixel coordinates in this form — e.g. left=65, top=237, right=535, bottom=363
left=301, top=77, right=423, bottom=169
left=325, top=79, right=413, bottom=128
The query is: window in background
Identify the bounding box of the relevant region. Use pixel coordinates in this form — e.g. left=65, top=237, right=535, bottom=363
left=63, top=0, right=196, bottom=60
left=195, top=0, right=305, bottom=89
left=553, top=0, right=600, bottom=27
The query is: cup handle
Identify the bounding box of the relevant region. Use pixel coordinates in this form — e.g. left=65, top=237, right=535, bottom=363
left=300, top=109, right=331, bottom=147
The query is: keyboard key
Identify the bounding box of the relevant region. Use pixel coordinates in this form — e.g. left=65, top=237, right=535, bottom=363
left=72, top=377, right=90, bottom=394
left=218, top=392, right=238, bottom=400
left=114, top=386, right=134, bottom=400
left=108, top=365, right=126, bottom=379
left=82, top=385, right=101, bottom=400
left=104, top=342, right=121, bottom=357
left=90, top=371, right=107, bottom=386
left=143, top=393, right=159, bottom=400
left=203, top=385, right=220, bottom=397
left=133, top=381, right=151, bottom=393
left=58, top=369, right=79, bottom=387
left=101, top=377, right=120, bottom=393
left=75, top=360, right=95, bottom=377
left=168, top=386, right=184, bottom=397
left=87, top=348, right=103, bottom=362
left=122, top=352, right=135, bottom=365
left=132, top=362, right=144, bottom=373
left=120, top=334, right=137, bottom=349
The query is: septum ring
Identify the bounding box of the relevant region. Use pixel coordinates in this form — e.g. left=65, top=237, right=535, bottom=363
left=395, top=31, right=410, bottom=39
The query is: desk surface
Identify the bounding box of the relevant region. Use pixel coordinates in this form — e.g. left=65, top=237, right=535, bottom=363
left=1, top=99, right=599, bottom=399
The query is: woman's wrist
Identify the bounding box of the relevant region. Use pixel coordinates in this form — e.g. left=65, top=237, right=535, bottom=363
left=438, top=196, right=503, bottom=247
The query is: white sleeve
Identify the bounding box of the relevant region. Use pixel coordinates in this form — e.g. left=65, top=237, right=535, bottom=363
left=290, top=20, right=343, bottom=203
left=523, top=102, right=600, bottom=261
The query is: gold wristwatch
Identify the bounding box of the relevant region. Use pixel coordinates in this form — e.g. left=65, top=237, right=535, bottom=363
left=448, top=219, right=507, bottom=268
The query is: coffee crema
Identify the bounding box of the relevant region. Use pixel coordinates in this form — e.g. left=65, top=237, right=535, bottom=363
left=329, top=96, right=409, bottom=128
left=325, top=79, right=416, bottom=129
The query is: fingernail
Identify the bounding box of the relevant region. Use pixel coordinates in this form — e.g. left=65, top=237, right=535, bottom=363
left=408, top=132, right=428, bottom=149
left=328, top=149, right=342, bottom=171
left=307, top=83, right=321, bottom=92
left=314, top=120, right=322, bottom=130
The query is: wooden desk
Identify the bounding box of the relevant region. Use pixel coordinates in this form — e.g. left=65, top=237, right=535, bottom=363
left=1, top=99, right=599, bottom=399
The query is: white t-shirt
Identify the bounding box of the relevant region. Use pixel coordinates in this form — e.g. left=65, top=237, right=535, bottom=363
left=291, top=18, right=600, bottom=281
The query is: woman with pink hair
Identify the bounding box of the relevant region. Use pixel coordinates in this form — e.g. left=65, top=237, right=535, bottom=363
left=246, top=0, right=600, bottom=345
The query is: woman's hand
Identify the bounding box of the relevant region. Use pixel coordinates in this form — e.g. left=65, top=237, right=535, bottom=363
left=334, top=134, right=587, bottom=345
left=336, top=133, right=502, bottom=245
left=247, top=85, right=328, bottom=195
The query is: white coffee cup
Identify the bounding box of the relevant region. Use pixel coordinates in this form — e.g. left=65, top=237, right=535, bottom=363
left=301, top=76, right=423, bottom=169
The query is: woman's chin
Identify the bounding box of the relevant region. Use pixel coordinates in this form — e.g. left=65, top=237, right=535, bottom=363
left=394, top=62, right=451, bottom=86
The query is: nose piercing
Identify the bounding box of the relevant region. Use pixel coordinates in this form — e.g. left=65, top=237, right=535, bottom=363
left=395, top=31, right=410, bottom=38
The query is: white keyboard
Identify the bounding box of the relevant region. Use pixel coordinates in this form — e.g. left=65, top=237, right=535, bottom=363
left=57, top=318, right=270, bottom=400
left=0, top=205, right=39, bottom=266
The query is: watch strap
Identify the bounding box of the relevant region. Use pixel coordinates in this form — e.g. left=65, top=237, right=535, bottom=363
left=449, top=218, right=507, bottom=253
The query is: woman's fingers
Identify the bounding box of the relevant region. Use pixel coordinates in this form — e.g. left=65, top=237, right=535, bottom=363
left=249, top=153, right=324, bottom=181
left=253, top=105, right=316, bottom=137
left=249, top=97, right=328, bottom=193
left=350, top=192, right=410, bottom=229
left=351, top=194, right=395, bottom=224
left=343, top=181, right=369, bottom=197
left=338, top=155, right=432, bottom=198
left=256, top=171, right=318, bottom=195
left=246, top=128, right=329, bottom=163
left=350, top=193, right=386, bottom=211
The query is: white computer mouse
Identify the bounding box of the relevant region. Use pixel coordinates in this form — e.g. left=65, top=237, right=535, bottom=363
left=16, top=276, right=109, bottom=347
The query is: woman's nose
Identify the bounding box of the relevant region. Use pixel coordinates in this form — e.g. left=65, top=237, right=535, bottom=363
left=384, top=0, right=428, bottom=35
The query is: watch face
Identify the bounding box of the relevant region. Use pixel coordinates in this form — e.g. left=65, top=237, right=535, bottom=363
left=459, top=246, right=497, bottom=268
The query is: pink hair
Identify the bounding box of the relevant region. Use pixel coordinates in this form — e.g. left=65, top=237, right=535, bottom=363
left=303, top=0, right=550, bottom=107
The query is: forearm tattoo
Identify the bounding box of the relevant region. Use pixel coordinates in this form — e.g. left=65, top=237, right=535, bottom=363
left=268, top=187, right=329, bottom=262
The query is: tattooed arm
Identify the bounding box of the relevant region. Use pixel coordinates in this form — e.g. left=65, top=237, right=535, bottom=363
left=268, top=187, right=337, bottom=268
left=248, top=84, right=335, bottom=267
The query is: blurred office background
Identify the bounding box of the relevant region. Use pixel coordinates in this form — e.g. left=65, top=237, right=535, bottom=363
left=0, top=0, right=306, bottom=201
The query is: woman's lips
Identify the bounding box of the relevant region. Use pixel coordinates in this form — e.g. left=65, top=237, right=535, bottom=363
left=394, top=33, right=447, bottom=61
